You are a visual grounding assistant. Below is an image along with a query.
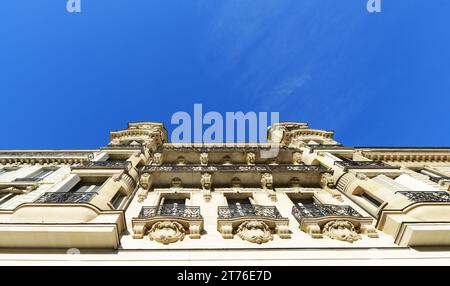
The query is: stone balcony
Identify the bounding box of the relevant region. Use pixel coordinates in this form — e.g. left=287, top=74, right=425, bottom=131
left=292, top=203, right=377, bottom=242
left=217, top=204, right=290, bottom=243
left=132, top=205, right=204, bottom=244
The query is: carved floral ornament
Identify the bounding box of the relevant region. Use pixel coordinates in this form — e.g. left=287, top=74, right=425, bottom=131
left=148, top=220, right=186, bottom=244
left=236, top=220, right=273, bottom=244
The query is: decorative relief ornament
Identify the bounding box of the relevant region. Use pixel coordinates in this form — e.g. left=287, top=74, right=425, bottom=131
left=246, top=152, right=256, bottom=165
left=236, top=220, right=273, bottom=244
left=322, top=220, right=361, bottom=243
left=139, top=173, right=152, bottom=190
left=200, top=153, right=208, bottom=166
left=320, top=173, right=343, bottom=202
left=231, top=177, right=241, bottom=188
left=292, top=152, right=302, bottom=165
left=201, top=173, right=212, bottom=201
left=171, top=177, right=183, bottom=189
left=148, top=221, right=186, bottom=244
left=261, top=173, right=273, bottom=190
left=200, top=173, right=211, bottom=190
left=153, top=153, right=162, bottom=165
left=137, top=173, right=152, bottom=203
left=261, top=172, right=276, bottom=201
left=176, top=156, right=186, bottom=165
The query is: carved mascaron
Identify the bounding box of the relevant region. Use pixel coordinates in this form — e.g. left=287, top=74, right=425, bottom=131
left=246, top=152, right=256, bottom=165
left=200, top=153, right=208, bottom=166
left=236, top=220, right=273, bottom=244
left=153, top=153, right=163, bottom=165
left=322, top=220, right=361, bottom=243
left=148, top=220, right=186, bottom=244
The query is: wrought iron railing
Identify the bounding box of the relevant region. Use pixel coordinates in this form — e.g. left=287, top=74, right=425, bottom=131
left=73, top=160, right=131, bottom=169
left=13, top=177, right=42, bottom=182
left=138, top=205, right=202, bottom=219
left=429, top=176, right=450, bottom=183
left=396, top=191, right=450, bottom=203
left=334, top=160, right=395, bottom=170
left=218, top=204, right=284, bottom=219
left=292, top=203, right=362, bottom=222
left=35, top=192, right=97, bottom=203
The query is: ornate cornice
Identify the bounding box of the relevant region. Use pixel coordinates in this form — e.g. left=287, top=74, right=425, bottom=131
left=141, top=164, right=330, bottom=173
left=0, top=151, right=94, bottom=165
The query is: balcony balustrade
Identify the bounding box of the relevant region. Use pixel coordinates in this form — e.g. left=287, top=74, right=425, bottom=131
left=35, top=192, right=97, bottom=203
left=396, top=191, right=450, bottom=203
left=73, top=160, right=131, bottom=170
left=334, top=160, right=397, bottom=170
left=138, top=205, right=202, bottom=219
left=429, top=176, right=450, bottom=184
left=292, top=203, right=362, bottom=223
left=218, top=204, right=283, bottom=219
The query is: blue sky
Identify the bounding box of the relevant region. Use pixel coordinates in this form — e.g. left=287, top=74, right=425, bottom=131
left=0, top=1, right=449, bottom=149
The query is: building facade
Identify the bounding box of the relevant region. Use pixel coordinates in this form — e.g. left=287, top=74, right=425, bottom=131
left=1, top=121, right=450, bottom=265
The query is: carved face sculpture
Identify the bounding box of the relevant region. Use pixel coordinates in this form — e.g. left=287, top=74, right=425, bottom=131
left=292, top=152, right=302, bottom=165
left=201, top=173, right=211, bottom=190
left=261, top=173, right=273, bottom=189
left=153, top=153, right=162, bottom=165
left=171, top=177, right=182, bottom=189
left=246, top=153, right=256, bottom=165
left=231, top=177, right=241, bottom=188
left=289, top=177, right=301, bottom=188
left=148, top=221, right=185, bottom=244
left=322, top=220, right=361, bottom=243
left=200, top=153, right=208, bottom=165
left=236, top=220, right=273, bottom=244
left=176, top=156, right=186, bottom=165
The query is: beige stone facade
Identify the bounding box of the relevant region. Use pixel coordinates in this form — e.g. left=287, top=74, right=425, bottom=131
left=1, top=121, right=450, bottom=265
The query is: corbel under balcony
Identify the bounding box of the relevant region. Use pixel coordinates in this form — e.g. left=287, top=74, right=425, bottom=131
left=132, top=205, right=204, bottom=244
left=217, top=204, right=290, bottom=244
left=292, top=203, right=377, bottom=242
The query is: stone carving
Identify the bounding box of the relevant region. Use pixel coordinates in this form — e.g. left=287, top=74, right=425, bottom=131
left=137, top=173, right=152, bottom=203
left=289, top=136, right=306, bottom=149
left=148, top=221, right=186, bottom=244
left=222, top=156, right=232, bottom=165
left=356, top=173, right=368, bottom=180
left=320, top=173, right=343, bottom=202
left=176, top=156, right=186, bottom=165
left=153, top=153, right=162, bottom=165
left=236, top=220, right=273, bottom=244
left=171, top=177, right=183, bottom=189
left=231, top=177, right=241, bottom=188
left=0, top=185, right=37, bottom=194
left=290, top=177, right=301, bottom=188
left=246, top=152, right=256, bottom=165
left=322, top=220, right=361, bottom=243
left=201, top=173, right=212, bottom=201
left=139, top=173, right=152, bottom=190
left=261, top=172, right=276, bottom=201
left=261, top=173, right=273, bottom=190
left=292, top=152, right=302, bottom=165
left=200, top=153, right=208, bottom=166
